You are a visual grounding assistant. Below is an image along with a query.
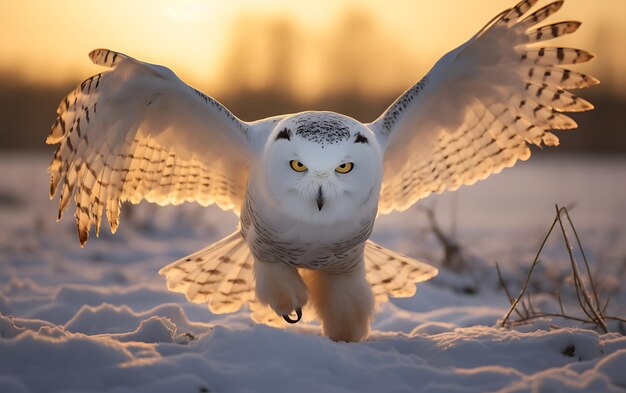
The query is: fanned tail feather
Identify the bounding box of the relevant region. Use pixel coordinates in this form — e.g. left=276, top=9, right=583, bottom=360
left=160, top=234, right=438, bottom=323
left=159, top=231, right=285, bottom=325
left=364, top=240, right=438, bottom=302
left=159, top=231, right=255, bottom=314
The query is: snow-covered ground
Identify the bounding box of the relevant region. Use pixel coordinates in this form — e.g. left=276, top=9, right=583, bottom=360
left=0, top=152, right=625, bottom=393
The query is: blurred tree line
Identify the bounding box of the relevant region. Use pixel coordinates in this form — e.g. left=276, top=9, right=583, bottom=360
left=1, top=10, right=623, bottom=155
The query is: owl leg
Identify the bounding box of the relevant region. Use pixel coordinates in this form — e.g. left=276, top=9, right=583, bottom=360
left=306, top=262, right=374, bottom=342
left=254, top=259, right=308, bottom=319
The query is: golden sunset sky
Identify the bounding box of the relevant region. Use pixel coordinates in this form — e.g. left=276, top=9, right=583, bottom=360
left=1, top=0, right=624, bottom=98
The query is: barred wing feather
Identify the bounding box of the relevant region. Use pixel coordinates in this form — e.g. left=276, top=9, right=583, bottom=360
left=47, top=49, right=255, bottom=245
left=371, top=0, right=598, bottom=214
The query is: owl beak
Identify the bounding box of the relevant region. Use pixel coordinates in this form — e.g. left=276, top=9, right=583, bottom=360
left=316, top=186, right=324, bottom=211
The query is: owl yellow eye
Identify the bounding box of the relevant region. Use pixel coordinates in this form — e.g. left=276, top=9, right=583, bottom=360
left=335, top=162, right=354, bottom=174
left=289, top=160, right=308, bottom=172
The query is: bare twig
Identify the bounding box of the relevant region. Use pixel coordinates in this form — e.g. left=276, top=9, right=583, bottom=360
left=527, top=293, right=536, bottom=315
left=520, top=300, right=530, bottom=319
left=420, top=206, right=467, bottom=272
left=500, top=258, right=541, bottom=327
left=500, top=207, right=560, bottom=327
left=556, top=288, right=565, bottom=315
left=562, top=208, right=602, bottom=310
left=496, top=262, right=524, bottom=320
left=554, top=209, right=592, bottom=321
left=496, top=262, right=514, bottom=304
left=499, top=205, right=622, bottom=333
left=555, top=205, right=608, bottom=333
left=602, top=297, right=611, bottom=314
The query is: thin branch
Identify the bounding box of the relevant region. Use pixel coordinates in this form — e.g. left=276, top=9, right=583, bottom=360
left=496, top=262, right=526, bottom=320
left=562, top=207, right=601, bottom=310
left=500, top=206, right=624, bottom=333
left=500, top=258, right=541, bottom=327
left=602, top=296, right=611, bottom=314
left=420, top=206, right=466, bottom=272
left=555, top=205, right=608, bottom=333
left=556, top=288, right=565, bottom=315
left=500, top=208, right=561, bottom=327
left=527, top=293, right=536, bottom=315
left=520, top=300, right=530, bottom=319
left=571, top=268, right=596, bottom=323
left=555, top=208, right=595, bottom=323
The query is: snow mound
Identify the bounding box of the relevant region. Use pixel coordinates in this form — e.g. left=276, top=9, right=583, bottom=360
left=64, top=302, right=210, bottom=337
left=0, top=154, right=624, bottom=392
left=1, top=320, right=624, bottom=393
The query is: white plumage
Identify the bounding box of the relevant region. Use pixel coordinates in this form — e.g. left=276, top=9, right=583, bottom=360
left=47, top=0, right=596, bottom=342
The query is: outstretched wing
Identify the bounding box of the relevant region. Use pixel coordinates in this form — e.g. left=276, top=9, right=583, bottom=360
left=47, top=49, right=274, bottom=245
left=369, top=0, right=598, bottom=214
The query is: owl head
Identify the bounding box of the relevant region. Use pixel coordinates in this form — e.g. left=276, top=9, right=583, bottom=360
left=257, top=111, right=383, bottom=224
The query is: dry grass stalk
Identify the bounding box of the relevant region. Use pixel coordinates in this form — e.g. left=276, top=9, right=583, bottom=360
left=498, top=205, right=625, bottom=333
left=420, top=206, right=467, bottom=272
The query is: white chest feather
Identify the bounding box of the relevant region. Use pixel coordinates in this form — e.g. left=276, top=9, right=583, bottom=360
left=241, top=184, right=376, bottom=272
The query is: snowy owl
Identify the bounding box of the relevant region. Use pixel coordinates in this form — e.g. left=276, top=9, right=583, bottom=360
left=47, top=0, right=596, bottom=342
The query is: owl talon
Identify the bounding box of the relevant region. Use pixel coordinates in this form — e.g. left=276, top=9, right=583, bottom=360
left=282, top=307, right=302, bottom=324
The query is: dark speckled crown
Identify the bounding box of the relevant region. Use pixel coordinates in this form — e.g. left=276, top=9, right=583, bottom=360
left=293, top=112, right=352, bottom=145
